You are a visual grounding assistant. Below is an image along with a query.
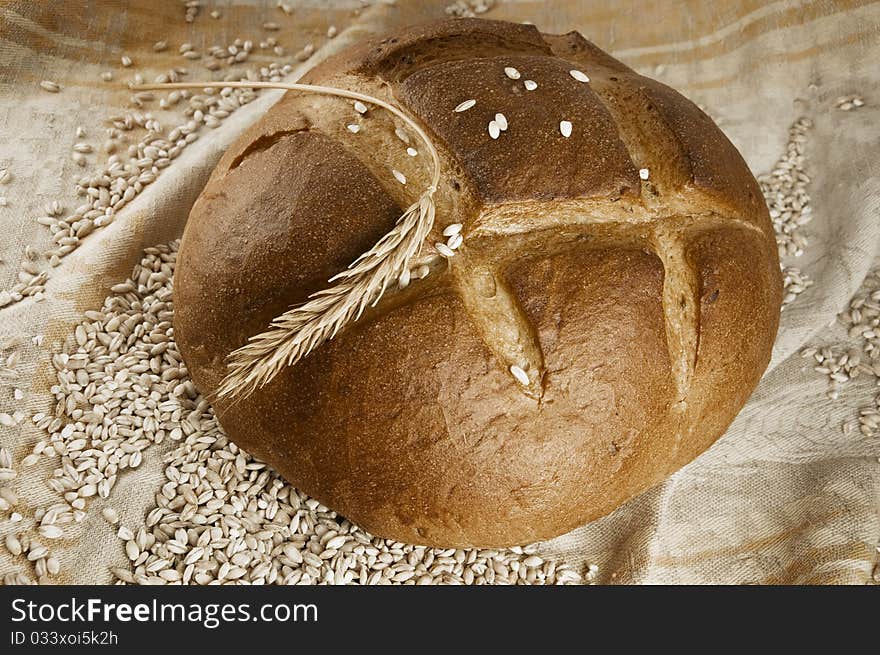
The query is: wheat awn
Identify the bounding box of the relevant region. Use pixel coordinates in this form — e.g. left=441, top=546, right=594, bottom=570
left=140, top=81, right=442, bottom=400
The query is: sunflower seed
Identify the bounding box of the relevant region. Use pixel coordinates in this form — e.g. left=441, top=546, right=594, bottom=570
left=353, top=101, right=368, bottom=114
left=40, top=80, right=60, bottom=93
left=569, top=69, right=590, bottom=82
left=392, top=169, right=406, bottom=185
left=454, top=99, right=476, bottom=113
left=504, top=66, right=521, bottom=80
left=524, top=80, right=538, bottom=91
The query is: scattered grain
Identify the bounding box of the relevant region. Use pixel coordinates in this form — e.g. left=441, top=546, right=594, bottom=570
left=435, top=242, right=455, bottom=258
left=509, top=365, right=530, bottom=386
left=27, top=545, right=48, bottom=561
left=782, top=266, right=813, bottom=308
left=758, top=117, right=812, bottom=259
left=834, top=94, right=865, bottom=111
left=39, top=525, right=64, bottom=539
left=445, top=0, right=495, bottom=17
left=5, top=534, right=22, bottom=556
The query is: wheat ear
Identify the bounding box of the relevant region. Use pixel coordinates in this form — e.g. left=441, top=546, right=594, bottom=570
left=141, top=81, right=442, bottom=400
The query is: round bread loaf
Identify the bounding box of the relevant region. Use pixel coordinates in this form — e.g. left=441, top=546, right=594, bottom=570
left=174, top=18, right=782, bottom=547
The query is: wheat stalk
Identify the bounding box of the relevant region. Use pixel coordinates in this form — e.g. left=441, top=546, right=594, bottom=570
left=141, top=81, right=441, bottom=399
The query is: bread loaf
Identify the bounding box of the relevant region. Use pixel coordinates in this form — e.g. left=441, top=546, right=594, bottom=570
left=174, top=18, right=782, bottom=547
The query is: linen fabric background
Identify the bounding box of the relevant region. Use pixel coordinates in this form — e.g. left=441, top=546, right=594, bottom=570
left=0, top=0, right=878, bottom=584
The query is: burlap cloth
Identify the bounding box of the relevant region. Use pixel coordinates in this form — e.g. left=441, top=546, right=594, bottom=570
left=0, top=0, right=878, bottom=585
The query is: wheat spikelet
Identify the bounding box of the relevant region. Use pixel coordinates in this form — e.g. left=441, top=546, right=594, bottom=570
left=141, top=81, right=442, bottom=400
left=216, top=191, right=435, bottom=399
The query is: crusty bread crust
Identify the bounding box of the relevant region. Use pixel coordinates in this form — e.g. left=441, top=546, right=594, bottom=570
left=174, top=18, right=782, bottom=547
